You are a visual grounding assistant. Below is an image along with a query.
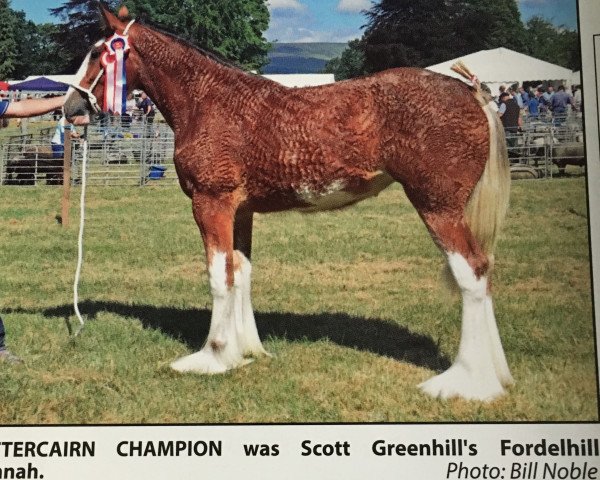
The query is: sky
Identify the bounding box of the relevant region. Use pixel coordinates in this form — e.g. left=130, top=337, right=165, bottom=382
left=12, top=0, right=579, bottom=43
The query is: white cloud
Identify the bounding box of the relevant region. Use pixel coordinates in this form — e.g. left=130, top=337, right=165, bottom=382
left=337, top=0, right=371, bottom=13
left=268, top=0, right=305, bottom=11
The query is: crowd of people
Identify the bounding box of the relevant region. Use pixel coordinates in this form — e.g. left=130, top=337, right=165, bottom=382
left=495, top=82, right=582, bottom=137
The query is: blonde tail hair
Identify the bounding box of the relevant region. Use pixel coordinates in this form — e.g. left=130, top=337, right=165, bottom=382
left=453, top=61, right=511, bottom=269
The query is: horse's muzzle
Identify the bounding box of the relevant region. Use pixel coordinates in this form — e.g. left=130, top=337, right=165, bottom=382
left=64, top=89, right=95, bottom=126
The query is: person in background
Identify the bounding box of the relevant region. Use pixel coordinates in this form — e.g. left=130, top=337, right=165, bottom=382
left=528, top=89, right=542, bottom=119
left=0, top=94, right=65, bottom=363
left=550, top=85, right=572, bottom=126
left=122, top=92, right=137, bottom=128
left=509, top=86, right=523, bottom=109
left=51, top=116, right=80, bottom=158
left=543, top=85, right=555, bottom=104
left=536, top=87, right=550, bottom=117
left=498, top=91, right=521, bottom=149
left=138, top=91, right=155, bottom=125
left=518, top=86, right=530, bottom=109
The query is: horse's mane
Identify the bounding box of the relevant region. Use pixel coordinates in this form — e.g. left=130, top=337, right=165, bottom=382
left=135, top=18, right=246, bottom=72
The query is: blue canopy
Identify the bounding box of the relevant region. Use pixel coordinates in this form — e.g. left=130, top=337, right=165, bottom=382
left=9, top=77, right=69, bottom=92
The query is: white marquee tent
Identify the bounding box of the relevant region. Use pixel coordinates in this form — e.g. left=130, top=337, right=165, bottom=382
left=427, top=48, right=574, bottom=95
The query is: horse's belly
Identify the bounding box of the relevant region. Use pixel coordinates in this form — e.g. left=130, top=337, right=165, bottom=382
left=294, top=170, right=394, bottom=213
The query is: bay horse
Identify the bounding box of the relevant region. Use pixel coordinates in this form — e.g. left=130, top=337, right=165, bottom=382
left=63, top=5, right=513, bottom=401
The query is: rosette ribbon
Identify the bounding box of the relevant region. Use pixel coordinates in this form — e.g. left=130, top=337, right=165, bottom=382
left=101, top=33, right=131, bottom=115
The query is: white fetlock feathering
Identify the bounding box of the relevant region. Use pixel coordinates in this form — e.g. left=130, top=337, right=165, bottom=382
left=419, top=252, right=507, bottom=401
left=171, top=250, right=270, bottom=374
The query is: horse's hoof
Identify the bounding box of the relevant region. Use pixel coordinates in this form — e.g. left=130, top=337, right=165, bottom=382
left=419, top=364, right=506, bottom=401
left=170, top=349, right=251, bottom=374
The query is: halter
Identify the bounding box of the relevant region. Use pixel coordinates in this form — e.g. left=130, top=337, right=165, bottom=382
left=70, top=19, right=136, bottom=114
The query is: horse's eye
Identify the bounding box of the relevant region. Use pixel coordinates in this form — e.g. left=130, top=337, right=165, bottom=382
left=90, top=50, right=100, bottom=60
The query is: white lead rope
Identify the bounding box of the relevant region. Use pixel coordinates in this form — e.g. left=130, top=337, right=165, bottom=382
left=67, top=20, right=136, bottom=337
left=69, top=133, right=89, bottom=337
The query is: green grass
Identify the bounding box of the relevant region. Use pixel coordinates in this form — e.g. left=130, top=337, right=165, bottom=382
left=0, top=176, right=595, bottom=423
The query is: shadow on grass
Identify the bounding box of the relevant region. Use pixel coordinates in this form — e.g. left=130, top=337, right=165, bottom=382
left=32, top=301, right=450, bottom=372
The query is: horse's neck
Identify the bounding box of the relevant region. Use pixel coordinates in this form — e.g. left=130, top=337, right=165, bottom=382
left=133, top=28, right=248, bottom=132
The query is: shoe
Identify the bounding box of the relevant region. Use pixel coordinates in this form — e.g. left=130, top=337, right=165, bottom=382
left=0, top=349, right=23, bottom=364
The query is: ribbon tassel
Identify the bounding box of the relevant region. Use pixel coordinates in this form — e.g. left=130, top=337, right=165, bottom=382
left=101, top=34, right=130, bottom=115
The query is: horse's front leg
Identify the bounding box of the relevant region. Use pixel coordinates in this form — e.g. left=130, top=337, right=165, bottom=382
left=171, top=193, right=250, bottom=374
left=233, top=209, right=270, bottom=358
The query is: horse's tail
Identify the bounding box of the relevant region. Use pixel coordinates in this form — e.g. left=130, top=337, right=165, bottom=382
left=450, top=61, right=510, bottom=271
left=464, top=102, right=510, bottom=270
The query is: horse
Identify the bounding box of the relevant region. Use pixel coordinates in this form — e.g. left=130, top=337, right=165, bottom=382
left=63, top=5, right=513, bottom=401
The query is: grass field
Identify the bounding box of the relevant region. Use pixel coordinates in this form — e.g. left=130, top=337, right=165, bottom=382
left=0, top=176, right=595, bottom=423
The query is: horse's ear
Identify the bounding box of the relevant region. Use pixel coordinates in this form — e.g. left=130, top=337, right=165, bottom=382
left=98, top=1, right=125, bottom=32
left=118, top=5, right=130, bottom=20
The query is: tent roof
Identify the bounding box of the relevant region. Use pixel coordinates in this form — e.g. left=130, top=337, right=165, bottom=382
left=9, top=76, right=70, bottom=92
left=427, top=48, right=573, bottom=86
left=263, top=74, right=335, bottom=88
left=22, top=75, right=76, bottom=85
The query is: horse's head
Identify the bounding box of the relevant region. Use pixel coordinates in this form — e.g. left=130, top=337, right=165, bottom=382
left=64, top=4, right=140, bottom=125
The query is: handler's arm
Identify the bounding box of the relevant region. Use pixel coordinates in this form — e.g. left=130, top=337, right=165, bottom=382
left=3, top=96, right=65, bottom=119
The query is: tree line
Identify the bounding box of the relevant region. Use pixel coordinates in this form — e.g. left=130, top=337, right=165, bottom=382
left=326, top=0, right=581, bottom=80
left=0, top=0, right=271, bottom=79
left=0, top=0, right=580, bottom=83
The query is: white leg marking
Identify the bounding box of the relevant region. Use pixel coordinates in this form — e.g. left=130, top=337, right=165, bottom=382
left=419, top=253, right=506, bottom=401
left=484, top=295, right=514, bottom=386
left=235, top=252, right=270, bottom=357
left=171, top=252, right=249, bottom=374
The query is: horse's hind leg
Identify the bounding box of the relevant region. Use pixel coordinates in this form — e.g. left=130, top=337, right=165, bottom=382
left=417, top=213, right=509, bottom=401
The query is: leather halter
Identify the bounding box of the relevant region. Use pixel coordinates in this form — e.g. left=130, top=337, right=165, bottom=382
left=70, top=19, right=136, bottom=114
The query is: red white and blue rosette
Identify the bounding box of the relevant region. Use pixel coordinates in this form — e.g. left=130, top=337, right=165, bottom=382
left=101, top=33, right=130, bottom=115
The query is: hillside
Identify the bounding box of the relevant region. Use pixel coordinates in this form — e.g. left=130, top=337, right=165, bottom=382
left=264, top=42, right=348, bottom=74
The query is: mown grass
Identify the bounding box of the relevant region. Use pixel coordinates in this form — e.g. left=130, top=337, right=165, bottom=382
left=0, top=175, right=595, bottom=423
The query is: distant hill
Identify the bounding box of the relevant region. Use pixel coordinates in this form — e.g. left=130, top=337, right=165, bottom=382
left=264, top=43, right=348, bottom=74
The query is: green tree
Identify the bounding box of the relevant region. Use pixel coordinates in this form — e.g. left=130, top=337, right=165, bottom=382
left=10, top=14, right=68, bottom=78
left=0, top=0, right=18, bottom=78
left=51, top=0, right=271, bottom=72
left=324, top=40, right=366, bottom=80
left=360, top=0, right=528, bottom=72
left=126, top=0, right=270, bottom=70
left=362, top=0, right=459, bottom=71
left=50, top=0, right=120, bottom=73
left=461, top=0, right=527, bottom=52
left=525, top=16, right=580, bottom=71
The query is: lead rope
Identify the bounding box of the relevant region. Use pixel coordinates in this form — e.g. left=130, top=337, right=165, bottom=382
left=66, top=19, right=136, bottom=337
left=68, top=129, right=88, bottom=337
